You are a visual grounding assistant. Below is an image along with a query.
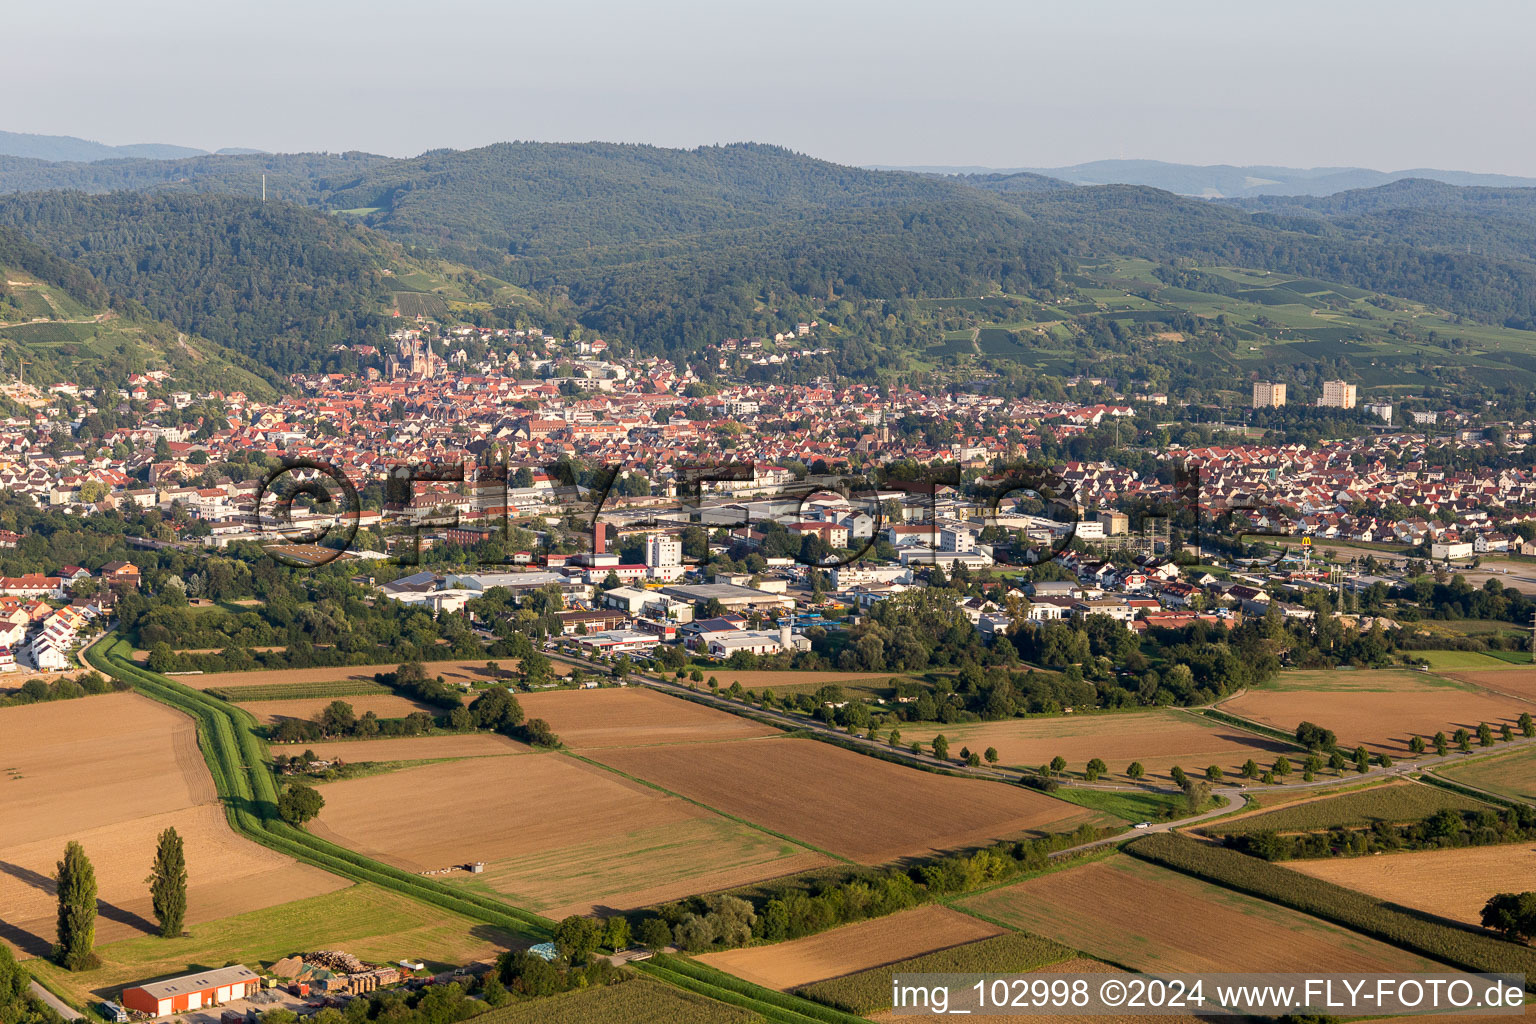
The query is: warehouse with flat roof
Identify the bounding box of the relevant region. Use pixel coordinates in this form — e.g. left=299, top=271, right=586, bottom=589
left=121, top=965, right=260, bottom=1017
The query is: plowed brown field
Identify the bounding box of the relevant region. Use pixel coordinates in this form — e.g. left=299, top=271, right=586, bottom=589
left=898, top=710, right=1293, bottom=784
left=590, top=736, right=1111, bottom=863
left=306, top=754, right=829, bottom=918
left=237, top=694, right=442, bottom=725
left=518, top=687, right=778, bottom=748
left=958, top=855, right=1442, bottom=974
left=277, top=734, right=529, bottom=761
left=868, top=957, right=1209, bottom=1024
left=1450, top=667, right=1536, bottom=703
left=1221, top=670, right=1530, bottom=756
left=0, top=693, right=345, bottom=957
left=184, top=659, right=564, bottom=690
left=1284, top=844, right=1536, bottom=925
left=697, top=905, right=1004, bottom=990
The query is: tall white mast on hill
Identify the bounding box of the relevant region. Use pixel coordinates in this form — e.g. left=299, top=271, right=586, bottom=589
left=262, top=174, right=266, bottom=202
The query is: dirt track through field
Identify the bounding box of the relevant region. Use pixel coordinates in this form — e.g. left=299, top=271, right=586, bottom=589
left=697, top=905, right=1004, bottom=989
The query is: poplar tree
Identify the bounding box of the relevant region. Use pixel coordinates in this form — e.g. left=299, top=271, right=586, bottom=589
left=56, top=841, right=98, bottom=970
left=147, top=827, right=188, bottom=938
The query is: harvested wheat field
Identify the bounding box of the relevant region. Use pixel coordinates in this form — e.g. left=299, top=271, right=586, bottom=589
left=899, top=710, right=1292, bottom=784
left=958, top=855, right=1442, bottom=974
left=184, top=659, right=563, bottom=691
left=272, top=733, right=530, bottom=762
left=697, top=905, right=1003, bottom=990
left=1221, top=669, right=1531, bottom=756
left=518, top=687, right=777, bottom=749
left=1284, top=844, right=1536, bottom=926
left=869, top=959, right=1205, bottom=1024
left=238, top=694, right=444, bottom=725
left=1449, top=667, right=1536, bottom=703
left=591, top=736, right=1112, bottom=863
left=307, top=754, right=829, bottom=918
left=0, top=694, right=345, bottom=957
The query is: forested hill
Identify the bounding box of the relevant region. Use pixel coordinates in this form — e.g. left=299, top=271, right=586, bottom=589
left=11, top=139, right=1536, bottom=369
left=0, top=192, right=442, bottom=375
left=1229, top=178, right=1536, bottom=263
left=317, top=142, right=981, bottom=259
left=0, top=150, right=391, bottom=205
left=0, top=224, right=276, bottom=395
left=993, top=183, right=1536, bottom=331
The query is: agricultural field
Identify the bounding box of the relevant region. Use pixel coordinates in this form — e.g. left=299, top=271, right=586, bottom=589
left=24, top=884, right=512, bottom=1008
left=1437, top=746, right=1536, bottom=803
left=696, top=905, right=1005, bottom=990
left=1284, top=844, right=1536, bottom=926
left=236, top=693, right=446, bottom=726
left=1220, top=669, right=1531, bottom=756
left=590, top=736, right=1113, bottom=863
left=1446, top=666, right=1536, bottom=703
left=277, top=733, right=530, bottom=762
left=208, top=679, right=392, bottom=701
left=183, top=659, right=548, bottom=691
left=1206, top=781, right=1492, bottom=836
left=471, top=979, right=760, bottom=1024
left=518, top=687, right=778, bottom=748
left=864, top=959, right=1205, bottom=1024
left=796, top=931, right=1073, bottom=1015
left=305, top=753, right=829, bottom=918
left=897, top=709, right=1292, bottom=784
left=957, top=855, right=1443, bottom=974
left=1416, top=651, right=1529, bottom=672
left=0, top=693, right=346, bottom=956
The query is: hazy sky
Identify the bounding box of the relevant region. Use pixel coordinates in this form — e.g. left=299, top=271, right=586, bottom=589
left=9, top=0, right=1535, bottom=172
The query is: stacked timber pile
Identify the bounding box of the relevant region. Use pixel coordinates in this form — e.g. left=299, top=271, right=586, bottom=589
left=306, top=951, right=374, bottom=974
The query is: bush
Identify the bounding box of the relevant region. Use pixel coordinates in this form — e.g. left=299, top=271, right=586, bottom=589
left=277, top=783, right=324, bottom=825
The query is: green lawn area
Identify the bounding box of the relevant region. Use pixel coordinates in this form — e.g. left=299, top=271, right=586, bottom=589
left=1437, top=747, right=1536, bottom=804
left=474, top=979, right=759, bottom=1024
left=1261, top=668, right=1475, bottom=693
left=1415, top=650, right=1528, bottom=671
left=1046, top=786, right=1198, bottom=823
left=26, top=885, right=516, bottom=1008
left=1206, top=782, right=1490, bottom=836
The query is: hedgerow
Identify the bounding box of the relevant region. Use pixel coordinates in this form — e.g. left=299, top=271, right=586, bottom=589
left=796, top=932, right=1075, bottom=1014
left=1127, top=832, right=1536, bottom=984
left=89, top=636, right=551, bottom=938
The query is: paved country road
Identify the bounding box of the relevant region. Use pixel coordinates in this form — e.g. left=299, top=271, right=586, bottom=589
left=31, top=980, right=79, bottom=1020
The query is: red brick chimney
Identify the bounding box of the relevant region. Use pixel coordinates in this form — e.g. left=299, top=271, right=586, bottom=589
left=593, top=521, right=606, bottom=555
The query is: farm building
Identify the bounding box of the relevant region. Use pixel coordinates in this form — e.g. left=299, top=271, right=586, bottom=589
left=121, top=965, right=260, bottom=1016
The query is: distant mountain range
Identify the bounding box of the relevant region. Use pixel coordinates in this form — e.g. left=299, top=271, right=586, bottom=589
left=0, top=130, right=262, bottom=163
left=876, top=159, right=1536, bottom=198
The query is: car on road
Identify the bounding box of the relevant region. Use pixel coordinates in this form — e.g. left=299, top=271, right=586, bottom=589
left=1133, top=822, right=1151, bottom=829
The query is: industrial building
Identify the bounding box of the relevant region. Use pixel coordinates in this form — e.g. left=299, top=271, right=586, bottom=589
left=121, top=965, right=260, bottom=1017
